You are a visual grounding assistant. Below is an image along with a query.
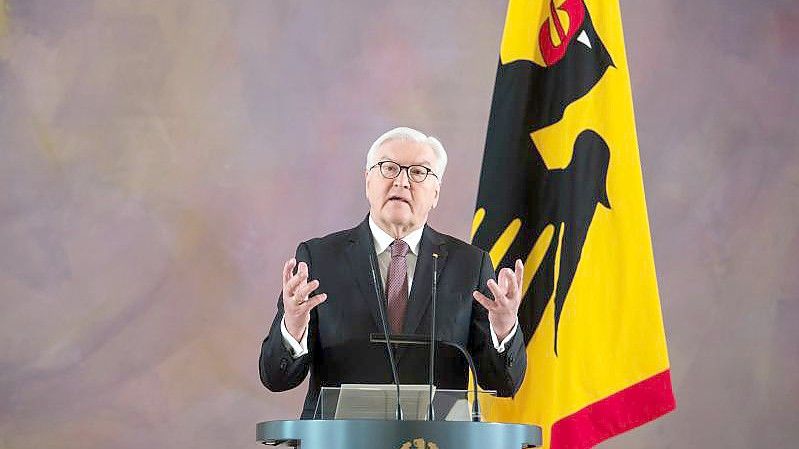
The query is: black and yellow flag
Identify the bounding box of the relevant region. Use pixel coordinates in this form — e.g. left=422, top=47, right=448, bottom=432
left=471, top=1, right=675, bottom=447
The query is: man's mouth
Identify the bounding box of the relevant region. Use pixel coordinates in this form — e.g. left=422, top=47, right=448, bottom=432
left=386, top=196, right=410, bottom=206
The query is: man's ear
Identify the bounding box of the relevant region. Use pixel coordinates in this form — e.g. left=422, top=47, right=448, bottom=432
left=431, top=184, right=440, bottom=209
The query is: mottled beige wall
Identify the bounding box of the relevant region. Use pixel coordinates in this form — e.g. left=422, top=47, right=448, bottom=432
left=0, top=1, right=796, bottom=448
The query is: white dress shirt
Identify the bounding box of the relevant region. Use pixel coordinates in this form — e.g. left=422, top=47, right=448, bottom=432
left=281, top=215, right=518, bottom=357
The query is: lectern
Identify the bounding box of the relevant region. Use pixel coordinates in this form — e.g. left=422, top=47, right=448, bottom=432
left=257, top=387, right=542, bottom=449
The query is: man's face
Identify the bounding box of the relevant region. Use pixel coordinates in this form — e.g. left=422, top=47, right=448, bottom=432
left=365, top=139, right=440, bottom=233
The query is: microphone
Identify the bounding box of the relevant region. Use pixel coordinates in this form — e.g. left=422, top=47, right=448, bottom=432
left=369, top=333, right=483, bottom=422
left=427, top=253, right=438, bottom=420
left=367, top=250, right=403, bottom=420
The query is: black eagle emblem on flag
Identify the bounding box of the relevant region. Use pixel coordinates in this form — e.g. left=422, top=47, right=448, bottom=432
left=472, top=0, right=614, bottom=354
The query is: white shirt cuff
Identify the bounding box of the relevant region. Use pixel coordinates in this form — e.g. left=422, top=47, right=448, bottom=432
left=280, top=316, right=309, bottom=358
left=489, top=319, right=519, bottom=353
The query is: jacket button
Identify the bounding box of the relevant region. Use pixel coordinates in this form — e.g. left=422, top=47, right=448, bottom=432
left=280, top=359, right=289, bottom=371
left=507, top=356, right=515, bottom=367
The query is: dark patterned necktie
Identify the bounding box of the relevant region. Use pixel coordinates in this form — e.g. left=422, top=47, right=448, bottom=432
left=386, top=239, right=409, bottom=334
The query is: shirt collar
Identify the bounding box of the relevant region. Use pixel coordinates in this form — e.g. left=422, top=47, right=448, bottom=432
left=368, top=215, right=423, bottom=256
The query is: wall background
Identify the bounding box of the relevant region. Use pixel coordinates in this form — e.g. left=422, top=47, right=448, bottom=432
left=1, top=1, right=797, bottom=448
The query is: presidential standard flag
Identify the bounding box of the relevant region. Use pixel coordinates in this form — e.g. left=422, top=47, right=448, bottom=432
left=470, top=1, right=676, bottom=447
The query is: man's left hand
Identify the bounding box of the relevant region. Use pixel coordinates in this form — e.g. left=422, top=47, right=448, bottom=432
left=473, top=259, right=524, bottom=341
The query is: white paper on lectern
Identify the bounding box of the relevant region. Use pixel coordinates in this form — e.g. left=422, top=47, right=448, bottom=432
left=443, top=399, right=470, bottom=421
left=334, top=384, right=434, bottom=420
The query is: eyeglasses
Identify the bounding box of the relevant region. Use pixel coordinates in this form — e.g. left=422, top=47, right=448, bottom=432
left=369, top=161, right=439, bottom=183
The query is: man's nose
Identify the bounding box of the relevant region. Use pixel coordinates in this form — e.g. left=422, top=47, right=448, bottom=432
left=393, top=168, right=411, bottom=188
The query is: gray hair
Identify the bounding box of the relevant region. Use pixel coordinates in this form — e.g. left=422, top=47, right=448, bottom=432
left=365, top=127, right=448, bottom=181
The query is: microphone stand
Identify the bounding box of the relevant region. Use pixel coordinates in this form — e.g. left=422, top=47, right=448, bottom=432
left=427, top=254, right=438, bottom=421
left=368, top=252, right=403, bottom=420
left=370, top=333, right=483, bottom=422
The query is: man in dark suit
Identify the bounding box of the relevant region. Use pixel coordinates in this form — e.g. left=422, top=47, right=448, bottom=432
left=259, top=127, right=527, bottom=419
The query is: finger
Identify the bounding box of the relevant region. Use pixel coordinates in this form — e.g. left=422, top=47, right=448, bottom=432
left=301, top=293, right=328, bottom=311
left=499, top=268, right=513, bottom=292
left=285, top=267, right=309, bottom=296
left=296, top=261, right=308, bottom=277
left=502, top=267, right=516, bottom=286
left=292, top=277, right=310, bottom=302
left=472, top=291, right=496, bottom=311
left=283, top=258, right=296, bottom=286
left=501, top=266, right=519, bottom=299
left=485, top=279, right=506, bottom=304
left=505, top=271, right=518, bottom=300
left=294, top=279, right=320, bottom=301
left=514, top=259, right=524, bottom=287
left=294, top=262, right=310, bottom=292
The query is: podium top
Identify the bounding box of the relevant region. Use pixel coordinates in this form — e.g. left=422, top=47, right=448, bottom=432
left=257, top=419, right=542, bottom=449
left=317, top=386, right=498, bottom=421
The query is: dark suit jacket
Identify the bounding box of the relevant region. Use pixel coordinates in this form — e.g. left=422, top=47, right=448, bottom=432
left=259, top=217, right=527, bottom=418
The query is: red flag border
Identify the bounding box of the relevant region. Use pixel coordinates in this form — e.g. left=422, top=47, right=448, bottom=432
left=550, top=369, right=676, bottom=449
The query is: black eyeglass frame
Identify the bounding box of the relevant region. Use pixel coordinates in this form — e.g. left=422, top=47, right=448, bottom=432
left=368, top=160, right=439, bottom=183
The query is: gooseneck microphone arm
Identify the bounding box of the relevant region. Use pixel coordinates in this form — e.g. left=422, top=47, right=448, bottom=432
left=427, top=253, right=439, bottom=421
left=369, top=333, right=483, bottom=422
left=368, top=251, right=403, bottom=420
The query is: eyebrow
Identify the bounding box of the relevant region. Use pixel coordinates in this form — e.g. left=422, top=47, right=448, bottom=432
left=378, top=158, right=434, bottom=167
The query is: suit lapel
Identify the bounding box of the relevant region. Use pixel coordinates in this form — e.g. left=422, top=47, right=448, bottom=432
left=345, top=217, right=384, bottom=331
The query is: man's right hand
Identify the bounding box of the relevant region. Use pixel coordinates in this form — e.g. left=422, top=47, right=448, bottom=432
left=282, top=258, right=327, bottom=341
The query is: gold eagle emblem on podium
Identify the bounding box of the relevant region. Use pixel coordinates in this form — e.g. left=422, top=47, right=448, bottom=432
left=398, top=438, right=439, bottom=449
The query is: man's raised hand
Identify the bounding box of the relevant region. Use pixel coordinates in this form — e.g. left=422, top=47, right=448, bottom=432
left=472, top=259, right=524, bottom=341
left=282, top=258, right=327, bottom=341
